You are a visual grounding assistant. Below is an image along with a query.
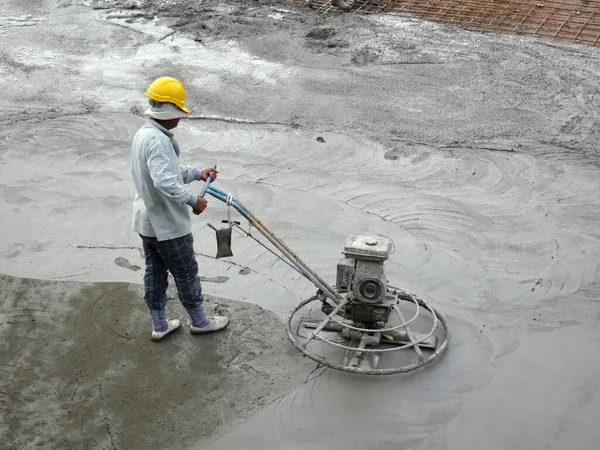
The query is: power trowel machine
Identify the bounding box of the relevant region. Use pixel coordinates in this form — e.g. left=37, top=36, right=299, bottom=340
left=200, top=176, right=450, bottom=375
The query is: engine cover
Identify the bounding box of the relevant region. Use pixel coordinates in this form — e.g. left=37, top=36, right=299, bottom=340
left=343, top=235, right=393, bottom=262
left=352, top=259, right=387, bottom=303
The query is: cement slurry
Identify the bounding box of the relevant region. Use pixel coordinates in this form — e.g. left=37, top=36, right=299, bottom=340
left=1, top=0, right=600, bottom=449
left=0, top=274, right=314, bottom=449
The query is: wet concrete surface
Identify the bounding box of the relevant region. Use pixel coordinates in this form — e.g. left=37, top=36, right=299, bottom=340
left=0, top=274, right=313, bottom=449
left=1, top=0, right=600, bottom=449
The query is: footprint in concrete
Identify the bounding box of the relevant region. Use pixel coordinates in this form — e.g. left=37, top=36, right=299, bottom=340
left=200, top=276, right=229, bottom=283
left=306, top=27, right=336, bottom=40
left=351, top=48, right=380, bottom=66
left=3, top=242, right=24, bottom=258
left=114, top=257, right=141, bottom=272
left=214, top=303, right=230, bottom=316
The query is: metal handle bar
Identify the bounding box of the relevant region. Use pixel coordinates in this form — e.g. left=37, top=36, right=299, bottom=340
left=205, top=185, right=343, bottom=304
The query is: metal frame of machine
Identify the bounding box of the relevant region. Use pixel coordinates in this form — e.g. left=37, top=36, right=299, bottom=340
left=203, top=177, right=450, bottom=375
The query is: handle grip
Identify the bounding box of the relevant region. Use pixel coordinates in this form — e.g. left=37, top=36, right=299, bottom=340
left=222, top=220, right=241, bottom=225
left=199, top=176, right=212, bottom=198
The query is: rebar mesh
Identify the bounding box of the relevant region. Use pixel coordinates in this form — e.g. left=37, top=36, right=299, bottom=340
left=304, top=0, right=600, bottom=46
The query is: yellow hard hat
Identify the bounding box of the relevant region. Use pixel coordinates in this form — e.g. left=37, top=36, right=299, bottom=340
left=144, top=77, right=190, bottom=113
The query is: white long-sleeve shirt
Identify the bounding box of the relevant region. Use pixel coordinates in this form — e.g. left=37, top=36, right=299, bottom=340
left=131, top=119, right=201, bottom=241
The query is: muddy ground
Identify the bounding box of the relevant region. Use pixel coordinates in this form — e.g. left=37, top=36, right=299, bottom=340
left=0, top=275, right=312, bottom=449
left=1, top=0, right=600, bottom=449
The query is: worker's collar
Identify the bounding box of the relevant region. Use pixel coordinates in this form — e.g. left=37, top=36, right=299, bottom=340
left=147, top=119, right=174, bottom=139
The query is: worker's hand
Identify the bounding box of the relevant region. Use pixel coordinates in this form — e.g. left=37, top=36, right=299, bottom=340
left=192, top=196, right=208, bottom=215
left=200, top=167, right=218, bottom=182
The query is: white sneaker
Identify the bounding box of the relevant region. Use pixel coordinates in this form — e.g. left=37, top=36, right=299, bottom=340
left=190, top=316, right=229, bottom=334
left=151, top=319, right=181, bottom=342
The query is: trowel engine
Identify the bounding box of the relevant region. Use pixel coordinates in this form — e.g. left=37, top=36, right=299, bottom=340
left=203, top=178, right=449, bottom=374
left=332, top=236, right=394, bottom=328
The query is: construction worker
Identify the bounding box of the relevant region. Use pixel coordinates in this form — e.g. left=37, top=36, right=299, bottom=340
left=131, top=76, right=229, bottom=342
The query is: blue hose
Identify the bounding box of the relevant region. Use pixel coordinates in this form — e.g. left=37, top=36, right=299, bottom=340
left=207, top=185, right=226, bottom=197
left=206, top=186, right=246, bottom=216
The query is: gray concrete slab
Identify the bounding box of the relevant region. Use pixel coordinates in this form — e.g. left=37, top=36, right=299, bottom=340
left=1, top=0, right=599, bottom=449
left=0, top=275, right=314, bottom=449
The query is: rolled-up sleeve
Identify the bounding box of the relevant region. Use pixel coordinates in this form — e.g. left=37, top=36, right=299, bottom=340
left=146, top=137, right=194, bottom=205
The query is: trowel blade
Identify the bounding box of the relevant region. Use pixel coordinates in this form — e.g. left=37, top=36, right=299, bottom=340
left=344, top=348, right=381, bottom=370
left=381, top=331, right=438, bottom=349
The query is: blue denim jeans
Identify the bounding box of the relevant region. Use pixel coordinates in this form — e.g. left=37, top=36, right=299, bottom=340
left=140, top=233, right=204, bottom=311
